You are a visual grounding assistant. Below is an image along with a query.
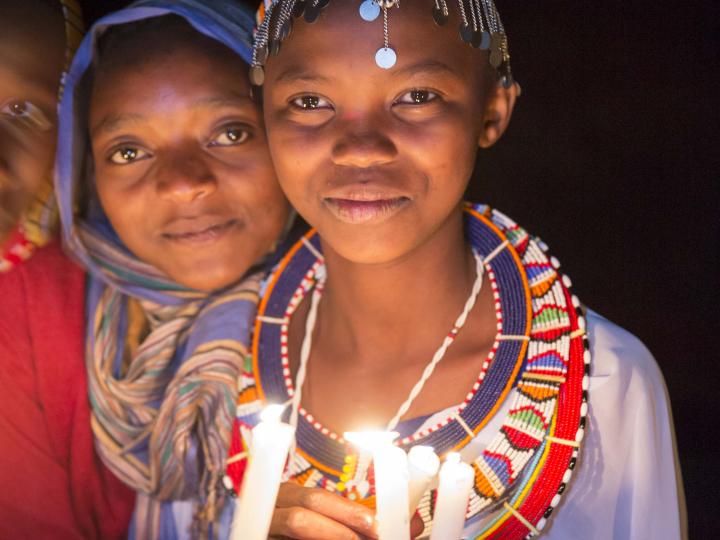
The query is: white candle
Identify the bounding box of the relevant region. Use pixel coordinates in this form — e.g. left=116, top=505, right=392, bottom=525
left=429, top=452, right=474, bottom=540
left=345, top=431, right=410, bottom=540
left=230, top=404, right=295, bottom=540
left=407, top=445, right=440, bottom=515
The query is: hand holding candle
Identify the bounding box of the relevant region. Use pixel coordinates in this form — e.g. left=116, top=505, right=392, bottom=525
left=429, top=452, right=474, bottom=540
left=230, top=404, right=295, bottom=540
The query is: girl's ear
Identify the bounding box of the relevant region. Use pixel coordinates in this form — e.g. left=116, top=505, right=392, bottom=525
left=478, top=81, right=520, bottom=149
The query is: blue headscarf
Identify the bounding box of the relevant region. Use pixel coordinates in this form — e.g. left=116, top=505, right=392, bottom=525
left=55, top=2, right=265, bottom=538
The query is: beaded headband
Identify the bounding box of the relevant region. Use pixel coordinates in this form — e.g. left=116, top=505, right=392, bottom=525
left=250, top=0, right=513, bottom=88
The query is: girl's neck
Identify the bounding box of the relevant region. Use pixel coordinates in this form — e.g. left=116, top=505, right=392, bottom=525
left=317, top=208, right=475, bottom=365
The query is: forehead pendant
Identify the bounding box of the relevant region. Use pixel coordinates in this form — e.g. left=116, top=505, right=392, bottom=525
left=359, top=0, right=399, bottom=69
left=250, top=0, right=513, bottom=89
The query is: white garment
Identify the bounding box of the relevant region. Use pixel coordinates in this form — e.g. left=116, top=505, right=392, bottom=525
left=181, top=311, right=687, bottom=540
left=415, top=310, right=687, bottom=539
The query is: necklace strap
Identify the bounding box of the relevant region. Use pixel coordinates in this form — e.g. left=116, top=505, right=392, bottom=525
left=386, top=250, right=485, bottom=430
left=288, top=249, right=485, bottom=437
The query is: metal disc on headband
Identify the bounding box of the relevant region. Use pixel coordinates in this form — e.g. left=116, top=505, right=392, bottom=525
left=375, top=46, right=397, bottom=69
left=459, top=23, right=474, bottom=44
left=432, top=6, right=448, bottom=26
left=249, top=65, right=265, bottom=86
left=479, top=30, right=491, bottom=50
left=304, top=3, right=321, bottom=22
left=292, top=0, right=305, bottom=17
left=359, top=0, right=380, bottom=21
left=256, top=44, right=269, bottom=64
left=490, top=32, right=503, bottom=51
left=489, top=48, right=502, bottom=68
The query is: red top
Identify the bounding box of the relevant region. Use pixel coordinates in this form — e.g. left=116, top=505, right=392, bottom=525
left=0, top=241, right=135, bottom=539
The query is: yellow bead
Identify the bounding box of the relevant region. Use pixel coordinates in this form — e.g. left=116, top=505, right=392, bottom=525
left=337, top=482, right=346, bottom=491
left=342, top=464, right=353, bottom=474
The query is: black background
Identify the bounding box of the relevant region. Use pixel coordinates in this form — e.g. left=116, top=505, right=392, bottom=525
left=81, top=1, right=718, bottom=536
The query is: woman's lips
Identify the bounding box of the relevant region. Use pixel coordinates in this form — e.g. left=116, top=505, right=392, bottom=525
left=323, top=197, right=410, bottom=224
left=162, top=218, right=240, bottom=244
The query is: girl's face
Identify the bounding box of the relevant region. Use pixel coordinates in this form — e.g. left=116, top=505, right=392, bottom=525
left=89, top=32, right=289, bottom=291
left=0, top=1, right=65, bottom=241
left=263, top=0, right=516, bottom=265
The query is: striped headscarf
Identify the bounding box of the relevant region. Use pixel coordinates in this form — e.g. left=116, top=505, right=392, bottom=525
left=55, top=2, right=265, bottom=538
left=0, top=0, right=83, bottom=272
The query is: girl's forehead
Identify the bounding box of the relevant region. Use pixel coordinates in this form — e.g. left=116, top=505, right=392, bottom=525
left=252, top=0, right=512, bottom=89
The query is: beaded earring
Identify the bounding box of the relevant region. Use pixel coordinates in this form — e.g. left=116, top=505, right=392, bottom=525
left=250, top=0, right=514, bottom=88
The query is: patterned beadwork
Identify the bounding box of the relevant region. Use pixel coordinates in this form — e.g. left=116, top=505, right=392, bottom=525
left=227, top=204, right=589, bottom=539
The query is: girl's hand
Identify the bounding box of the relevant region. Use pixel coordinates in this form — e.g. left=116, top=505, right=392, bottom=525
left=269, top=482, right=425, bottom=539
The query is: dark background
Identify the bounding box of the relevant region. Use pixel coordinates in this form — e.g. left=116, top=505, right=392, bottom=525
left=82, top=1, right=718, bottom=536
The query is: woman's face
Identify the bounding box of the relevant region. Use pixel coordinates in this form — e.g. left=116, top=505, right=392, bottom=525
left=89, top=31, right=289, bottom=291
left=0, top=1, right=65, bottom=242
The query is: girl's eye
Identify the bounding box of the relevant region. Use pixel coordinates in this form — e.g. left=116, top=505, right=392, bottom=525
left=290, top=95, right=332, bottom=111
left=395, top=90, right=439, bottom=105
left=108, top=146, right=149, bottom=165
left=210, top=126, right=250, bottom=147
left=0, top=99, right=52, bottom=130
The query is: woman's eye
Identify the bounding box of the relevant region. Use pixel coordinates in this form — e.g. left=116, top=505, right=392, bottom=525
left=108, top=146, right=149, bottom=165
left=290, top=95, right=332, bottom=111
left=0, top=99, right=52, bottom=130
left=210, top=126, right=250, bottom=147
left=395, top=90, right=439, bottom=105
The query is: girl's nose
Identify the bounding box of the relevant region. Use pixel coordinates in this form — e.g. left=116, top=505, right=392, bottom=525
left=330, top=128, right=398, bottom=169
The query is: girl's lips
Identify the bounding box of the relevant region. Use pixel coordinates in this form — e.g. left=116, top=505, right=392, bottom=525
left=323, top=197, right=410, bottom=224
left=162, top=218, right=240, bottom=244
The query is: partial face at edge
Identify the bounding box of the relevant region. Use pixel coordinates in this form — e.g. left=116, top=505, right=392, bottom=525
left=262, top=0, right=517, bottom=265
left=0, top=0, right=65, bottom=242
left=90, top=24, right=289, bottom=291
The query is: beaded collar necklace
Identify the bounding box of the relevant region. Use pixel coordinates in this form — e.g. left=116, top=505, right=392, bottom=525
left=235, top=204, right=590, bottom=538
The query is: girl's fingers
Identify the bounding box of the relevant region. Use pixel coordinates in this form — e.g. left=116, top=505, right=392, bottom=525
left=277, top=483, right=377, bottom=538
left=270, top=506, right=365, bottom=540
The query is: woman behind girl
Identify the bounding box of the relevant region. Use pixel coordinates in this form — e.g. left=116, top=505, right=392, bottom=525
left=0, top=1, right=290, bottom=538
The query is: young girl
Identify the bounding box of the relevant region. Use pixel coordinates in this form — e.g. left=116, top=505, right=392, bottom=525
left=228, top=1, right=686, bottom=539
left=0, top=1, right=291, bottom=538
left=0, top=0, right=82, bottom=272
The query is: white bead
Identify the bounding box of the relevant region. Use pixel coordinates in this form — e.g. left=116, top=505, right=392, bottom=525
left=582, top=375, right=589, bottom=390
left=551, top=494, right=561, bottom=507
left=580, top=402, right=588, bottom=416
left=562, top=274, right=572, bottom=288
left=550, top=256, right=561, bottom=269
left=562, top=469, right=572, bottom=483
